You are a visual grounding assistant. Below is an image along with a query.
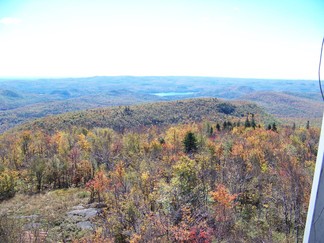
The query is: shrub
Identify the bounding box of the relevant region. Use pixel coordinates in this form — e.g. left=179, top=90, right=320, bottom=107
left=0, top=169, right=17, bottom=201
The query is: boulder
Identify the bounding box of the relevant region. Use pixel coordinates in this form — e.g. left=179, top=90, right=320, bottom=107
left=67, top=208, right=98, bottom=220
left=76, top=221, right=94, bottom=230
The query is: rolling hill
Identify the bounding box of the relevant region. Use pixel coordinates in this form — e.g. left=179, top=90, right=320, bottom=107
left=0, top=97, right=317, bottom=242
left=0, top=76, right=322, bottom=133
left=241, top=91, right=323, bottom=118
left=13, top=98, right=274, bottom=134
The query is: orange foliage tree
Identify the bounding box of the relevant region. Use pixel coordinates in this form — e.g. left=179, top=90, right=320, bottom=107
left=86, top=169, right=110, bottom=203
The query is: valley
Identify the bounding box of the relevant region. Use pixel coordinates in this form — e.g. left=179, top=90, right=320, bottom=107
left=0, top=76, right=322, bottom=242
left=0, top=76, right=323, bottom=133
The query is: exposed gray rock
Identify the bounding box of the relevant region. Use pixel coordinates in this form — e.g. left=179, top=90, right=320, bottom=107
left=76, top=221, right=94, bottom=230
left=24, top=222, right=42, bottom=230
left=71, top=205, right=85, bottom=210
left=67, top=207, right=98, bottom=220
left=14, top=214, right=39, bottom=219
left=65, top=206, right=101, bottom=232
left=67, top=208, right=102, bottom=221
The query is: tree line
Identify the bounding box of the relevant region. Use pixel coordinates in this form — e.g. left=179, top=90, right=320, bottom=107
left=0, top=119, right=319, bottom=242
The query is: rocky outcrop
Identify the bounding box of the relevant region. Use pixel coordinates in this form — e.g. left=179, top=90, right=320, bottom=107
left=66, top=204, right=102, bottom=230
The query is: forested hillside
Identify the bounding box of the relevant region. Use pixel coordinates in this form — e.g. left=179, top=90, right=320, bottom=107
left=1, top=0, right=322, bottom=241
left=13, top=98, right=273, bottom=134
left=0, top=92, right=157, bottom=133
left=0, top=77, right=322, bottom=133
left=241, top=91, right=323, bottom=118
left=0, top=114, right=317, bottom=242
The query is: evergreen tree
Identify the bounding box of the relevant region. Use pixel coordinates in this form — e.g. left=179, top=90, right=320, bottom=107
left=251, top=114, right=256, bottom=129
left=210, top=127, right=214, bottom=137
left=272, top=122, right=277, bottom=132
left=216, top=123, right=220, bottom=131
left=159, top=137, right=165, bottom=144
left=223, top=121, right=227, bottom=130
left=206, top=122, right=211, bottom=135
left=183, top=131, right=198, bottom=154
left=245, top=116, right=251, bottom=128
left=306, top=121, right=310, bottom=129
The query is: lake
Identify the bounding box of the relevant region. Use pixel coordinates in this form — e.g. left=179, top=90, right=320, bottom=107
left=152, top=92, right=195, bottom=97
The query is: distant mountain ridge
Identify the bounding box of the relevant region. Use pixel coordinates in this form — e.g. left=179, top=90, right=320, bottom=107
left=241, top=91, right=323, bottom=118
left=0, top=90, right=21, bottom=98
left=0, top=76, right=322, bottom=133
left=13, top=98, right=274, bottom=134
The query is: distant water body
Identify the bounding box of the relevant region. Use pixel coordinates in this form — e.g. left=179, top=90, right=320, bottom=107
left=153, top=92, right=194, bottom=97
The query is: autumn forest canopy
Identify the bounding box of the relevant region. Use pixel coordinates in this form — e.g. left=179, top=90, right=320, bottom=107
left=0, top=87, right=321, bottom=242
left=1, top=0, right=323, bottom=240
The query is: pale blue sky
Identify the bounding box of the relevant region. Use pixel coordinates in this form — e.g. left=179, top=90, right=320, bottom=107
left=0, top=0, right=323, bottom=79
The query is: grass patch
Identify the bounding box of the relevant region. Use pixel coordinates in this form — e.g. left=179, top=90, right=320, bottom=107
left=0, top=188, right=90, bottom=241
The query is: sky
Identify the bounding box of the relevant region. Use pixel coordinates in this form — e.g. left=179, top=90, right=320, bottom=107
left=0, top=0, right=323, bottom=79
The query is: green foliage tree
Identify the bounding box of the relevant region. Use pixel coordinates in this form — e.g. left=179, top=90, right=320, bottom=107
left=183, top=131, right=198, bottom=154
left=0, top=118, right=318, bottom=242
left=210, top=126, right=214, bottom=137
left=30, top=155, right=46, bottom=192
left=251, top=114, right=256, bottom=128
left=272, top=122, right=277, bottom=132
left=245, top=116, right=251, bottom=128
left=223, top=121, right=227, bottom=130
left=0, top=169, right=16, bottom=201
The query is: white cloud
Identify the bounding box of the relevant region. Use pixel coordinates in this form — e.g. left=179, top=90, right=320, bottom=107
left=0, top=17, right=21, bottom=25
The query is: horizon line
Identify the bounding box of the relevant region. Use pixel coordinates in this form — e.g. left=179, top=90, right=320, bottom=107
left=0, top=75, right=317, bottom=82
